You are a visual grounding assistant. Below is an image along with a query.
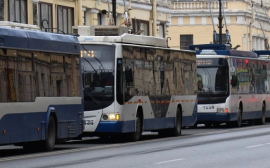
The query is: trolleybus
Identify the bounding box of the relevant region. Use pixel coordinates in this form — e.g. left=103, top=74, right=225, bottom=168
left=78, top=27, right=197, bottom=141
left=0, top=22, right=83, bottom=151
left=191, top=44, right=270, bottom=127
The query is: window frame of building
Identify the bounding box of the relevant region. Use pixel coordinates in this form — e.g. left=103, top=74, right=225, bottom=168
left=159, top=24, right=165, bottom=38
left=97, top=13, right=102, bottom=25
left=180, top=35, right=193, bottom=50
left=1, top=0, right=5, bottom=21
left=132, top=19, right=149, bottom=36
left=8, top=0, right=28, bottom=23
left=57, top=5, right=74, bottom=34
left=39, top=2, right=53, bottom=32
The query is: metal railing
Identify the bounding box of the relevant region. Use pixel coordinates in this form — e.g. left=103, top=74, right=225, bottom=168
left=171, top=0, right=228, bottom=10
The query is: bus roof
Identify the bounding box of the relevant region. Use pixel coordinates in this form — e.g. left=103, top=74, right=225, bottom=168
left=0, top=27, right=79, bottom=54
left=189, top=44, right=258, bottom=58
left=253, top=50, right=270, bottom=56
left=78, top=33, right=167, bottom=48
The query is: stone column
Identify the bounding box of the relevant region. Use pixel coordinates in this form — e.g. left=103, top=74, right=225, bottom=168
left=88, top=8, right=99, bottom=26
left=78, top=0, right=83, bottom=25
left=3, top=0, right=8, bottom=21
left=152, top=0, right=157, bottom=36
left=27, top=0, right=34, bottom=24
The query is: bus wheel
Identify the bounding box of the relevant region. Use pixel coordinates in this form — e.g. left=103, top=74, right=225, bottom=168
left=41, top=116, right=56, bottom=151
left=233, top=108, right=242, bottom=127
left=169, top=108, right=182, bottom=136
left=128, top=114, right=142, bottom=142
left=259, top=104, right=266, bottom=125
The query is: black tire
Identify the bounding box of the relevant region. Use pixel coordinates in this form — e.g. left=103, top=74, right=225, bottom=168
left=233, top=107, right=242, bottom=127
left=169, top=108, right=182, bottom=136
left=259, top=104, right=266, bottom=125
left=41, top=116, right=56, bottom=151
left=128, top=115, right=142, bottom=142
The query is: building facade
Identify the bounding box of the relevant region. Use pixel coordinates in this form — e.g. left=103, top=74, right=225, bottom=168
left=0, top=0, right=171, bottom=38
left=169, top=0, right=270, bottom=51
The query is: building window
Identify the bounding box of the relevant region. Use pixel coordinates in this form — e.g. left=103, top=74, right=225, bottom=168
left=178, top=17, right=183, bottom=26
left=39, top=3, right=52, bottom=32
left=159, top=24, right=164, bottom=38
left=190, top=17, right=195, bottom=26
left=8, top=0, right=27, bottom=23
left=132, top=19, right=149, bottom=36
left=0, top=0, right=4, bottom=21
left=57, top=6, right=74, bottom=34
left=97, top=13, right=102, bottom=25
left=33, top=3, right=37, bottom=25
left=201, top=17, right=207, bottom=26
left=180, top=35, right=193, bottom=50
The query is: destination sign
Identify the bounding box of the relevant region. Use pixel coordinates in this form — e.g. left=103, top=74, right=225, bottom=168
left=196, top=59, right=213, bottom=66
left=197, top=58, right=228, bottom=66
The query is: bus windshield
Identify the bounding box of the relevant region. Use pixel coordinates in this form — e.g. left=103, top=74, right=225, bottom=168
left=81, top=45, right=115, bottom=111
left=197, top=66, right=229, bottom=97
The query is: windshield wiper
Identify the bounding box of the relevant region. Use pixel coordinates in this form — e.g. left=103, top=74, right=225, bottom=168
left=84, top=90, right=101, bottom=106
left=83, top=57, right=97, bottom=73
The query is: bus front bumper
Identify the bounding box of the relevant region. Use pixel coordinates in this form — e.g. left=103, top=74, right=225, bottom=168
left=95, top=121, right=135, bottom=133
left=197, top=113, right=238, bottom=123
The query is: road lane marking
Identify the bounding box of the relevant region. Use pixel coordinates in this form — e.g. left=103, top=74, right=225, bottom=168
left=246, top=142, right=270, bottom=148
left=0, top=124, right=270, bottom=162
left=154, top=158, right=185, bottom=165
left=246, top=144, right=265, bottom=148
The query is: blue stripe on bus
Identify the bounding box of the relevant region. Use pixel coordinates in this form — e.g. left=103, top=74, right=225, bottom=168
left=182, top=101, right=197, bottom=127
left=96, top=102, right=198, bottom=133
left=266, top=111, right=270, bottom=118
left=144, top=117, right=175, bottom=131
left=197, top=110, right=269, bottom=123
left=95, top=120, right=135, bottom=133
left=0, top=104, right=83, bottom=145
left=197, top=113, right=237, bottom=123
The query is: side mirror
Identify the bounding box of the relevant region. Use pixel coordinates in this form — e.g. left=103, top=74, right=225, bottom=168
left=231, top=75, right=238, bottom=87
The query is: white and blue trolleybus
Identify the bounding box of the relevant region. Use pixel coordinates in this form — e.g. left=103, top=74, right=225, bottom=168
left=77, top=26, right=198, bottom=141
left=190, top=44, right=270, bottom=127
left=0, top=22, right=83, bottom=151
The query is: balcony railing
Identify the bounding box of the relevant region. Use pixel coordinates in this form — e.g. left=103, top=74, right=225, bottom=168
left=171, top=1, right=228, bottom=10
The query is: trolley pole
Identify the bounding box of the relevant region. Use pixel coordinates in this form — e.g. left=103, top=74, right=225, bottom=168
left=218, top=0, right=223, bottom=44
left=112, top=0, right=117, bottom=25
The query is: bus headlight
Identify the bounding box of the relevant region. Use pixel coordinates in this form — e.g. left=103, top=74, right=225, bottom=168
left=109, top=114, right=116, bottom=120
left=217, top=108, right=225, bottom=113
left=108, top=114, right=120, bottom=121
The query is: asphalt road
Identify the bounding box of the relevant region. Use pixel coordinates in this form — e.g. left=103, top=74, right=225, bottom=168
left=0, top=123, right=270, bottom=168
